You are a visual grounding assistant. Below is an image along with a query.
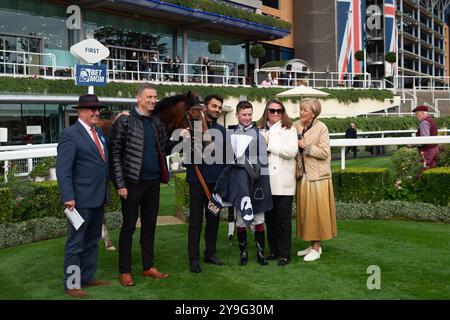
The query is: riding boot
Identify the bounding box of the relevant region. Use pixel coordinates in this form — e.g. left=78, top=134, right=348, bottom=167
left=237, top=227, right=248, bottom=266
left=255, top=229, right=268, bottom=266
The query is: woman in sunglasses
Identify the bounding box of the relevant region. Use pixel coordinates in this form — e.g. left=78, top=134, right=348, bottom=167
left=294, top=98, right=337, bottom=262
left=258, top=99, right=298, bottom=266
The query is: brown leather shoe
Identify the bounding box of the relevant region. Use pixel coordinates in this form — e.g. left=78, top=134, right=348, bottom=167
left=143, top=267, right=169, bottom=279
left=119, top=273, right=135, bottom=286
left=82, top=280, right=112, bottom=288
left=65, top=289, right=88, bottom=298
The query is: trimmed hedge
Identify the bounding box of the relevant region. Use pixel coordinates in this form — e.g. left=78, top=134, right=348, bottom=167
left=332, top=168, right=389, bottom=203
left=0, top=188, right=14, bottom=224
left=336, top=201, right=449, bottom=222
left=0, top=181, right=122, bottom=225
left=0, top=212, right=122, bottom=249
left=17, top=181, right=62, bottom=221
left=174, top=173, right=190, bottom=221
left=0, top=77, right=395, bottom=104
left=421, top=167, right=450, bottom=206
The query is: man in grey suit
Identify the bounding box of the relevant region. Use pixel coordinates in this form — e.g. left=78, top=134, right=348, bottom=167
left=56, top=94, right=111, bottom=298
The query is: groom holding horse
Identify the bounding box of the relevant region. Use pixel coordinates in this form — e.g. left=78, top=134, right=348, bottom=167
left=183, top=95, right=227, bottom=273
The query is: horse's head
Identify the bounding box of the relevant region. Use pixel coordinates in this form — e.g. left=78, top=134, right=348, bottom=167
left=184, top=91, right=203, bottom=121
left=153, top=91, right=206, bottom=137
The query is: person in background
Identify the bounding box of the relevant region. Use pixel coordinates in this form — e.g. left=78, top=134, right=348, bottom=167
left=412, top=105, right=439, bottom=169
left=345, top=122, right=358, bottom=159
left=294, top=98, right=337, bottom=262
left=258, top=99, right=298, bottom=266
left=173, top=55, right=181, bottom=82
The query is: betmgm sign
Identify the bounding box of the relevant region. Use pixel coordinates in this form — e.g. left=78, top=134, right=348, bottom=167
left=75, top=65, right=107, bottom=87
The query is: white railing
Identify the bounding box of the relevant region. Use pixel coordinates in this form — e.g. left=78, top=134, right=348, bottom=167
left=331, top=135, right=450, bottom=170
left=0, top=49, right=56, bottom=77
left=2, top=136, right=449, bottom=177
left=253, top=70, right=381, bottom=89
left=329, top=129, right=450, bottom=138
left=104, top=59, right=245, bottom=85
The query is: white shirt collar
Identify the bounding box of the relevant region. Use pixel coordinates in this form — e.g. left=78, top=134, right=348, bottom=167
left=78, top=118, right=93, bottom=132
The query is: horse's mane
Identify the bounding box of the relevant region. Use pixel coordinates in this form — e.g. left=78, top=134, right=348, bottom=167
left=153, top=91, right=200, bottom=115
left=153, top=94, right=185, bottom=115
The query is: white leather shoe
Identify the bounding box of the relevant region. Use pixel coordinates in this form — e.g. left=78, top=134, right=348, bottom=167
left=297, top=246, right=322, bottom=257
left=304, top=249, right=321, bottom=262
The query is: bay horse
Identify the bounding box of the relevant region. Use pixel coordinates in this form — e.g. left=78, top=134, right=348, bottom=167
left=98, top=91, right=208, bottom=139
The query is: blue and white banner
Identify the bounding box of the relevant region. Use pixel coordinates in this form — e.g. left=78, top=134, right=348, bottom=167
left=75, top=64, right=107, bottom=86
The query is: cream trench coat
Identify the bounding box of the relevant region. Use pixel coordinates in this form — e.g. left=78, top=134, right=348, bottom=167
left=266, top=121, right=298, bottom=195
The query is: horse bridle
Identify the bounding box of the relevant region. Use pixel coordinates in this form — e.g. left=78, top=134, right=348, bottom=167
left=184, top=103, right=215, bottom=203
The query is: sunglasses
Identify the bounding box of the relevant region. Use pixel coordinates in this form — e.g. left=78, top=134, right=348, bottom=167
left=268, top=108, right=284, bottom=114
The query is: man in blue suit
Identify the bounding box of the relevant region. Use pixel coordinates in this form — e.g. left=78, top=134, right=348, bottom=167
left=56, top=94, right=111, bottom=298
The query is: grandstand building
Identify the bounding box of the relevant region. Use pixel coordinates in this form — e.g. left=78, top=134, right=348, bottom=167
left=0, top=0, right=293, bottom=145
left=294, top=0, right=450, bottom=87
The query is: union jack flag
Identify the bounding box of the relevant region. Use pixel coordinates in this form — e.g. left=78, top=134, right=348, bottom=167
left=384, top=0, right=398, bottom=77
left=337, top=0, right=365, bottom=82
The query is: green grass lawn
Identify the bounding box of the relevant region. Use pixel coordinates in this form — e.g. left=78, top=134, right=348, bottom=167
left=331, top=155, right=392, bottom=170
left=0, top=220, right=449, bottom=300
left=159, top=184, right=176, bottom=216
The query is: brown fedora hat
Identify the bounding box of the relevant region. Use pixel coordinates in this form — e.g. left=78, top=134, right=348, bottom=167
left=72, top=94, right=107, bottom=109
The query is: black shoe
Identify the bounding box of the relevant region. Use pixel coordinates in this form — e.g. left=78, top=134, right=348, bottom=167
left=189, top=260, right=201, bottom=273
left=239, top=249, right=248, bottom=266
left=204, top=255, right=224, bottom=265
left=267, top=253, right=278, bottom=261
left=278, top=257, right=291, bottom=266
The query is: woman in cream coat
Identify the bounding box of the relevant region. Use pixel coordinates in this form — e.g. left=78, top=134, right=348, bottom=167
left=294, top=98, right=337, bottom=262
left=259, top=99, right=298, bottom=266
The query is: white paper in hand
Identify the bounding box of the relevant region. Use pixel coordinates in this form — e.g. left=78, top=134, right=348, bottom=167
left=64, top=207, right=85, bottom=231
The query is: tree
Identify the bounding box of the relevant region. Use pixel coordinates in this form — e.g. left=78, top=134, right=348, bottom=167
left=250, top=44, right=266, bottom=70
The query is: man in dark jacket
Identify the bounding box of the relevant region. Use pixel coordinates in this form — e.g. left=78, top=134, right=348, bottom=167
left=184, top=95, right=226, bottom=273
left=345, top=122, right=358, bottom=158
left=412, top=105, right=439, bottom=169
left=110, top=83, right=171, bottom=286
left=56, top=94, right=111, bottom=298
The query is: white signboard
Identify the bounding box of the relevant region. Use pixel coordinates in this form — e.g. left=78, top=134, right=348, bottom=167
left=70, top=38, right=110, bottom=64
left=0, top=128, right=7, bottom=142
left=26, top=126, right=42, bottom=135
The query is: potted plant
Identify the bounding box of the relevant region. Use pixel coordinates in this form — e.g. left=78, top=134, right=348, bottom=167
left=29, top=162, right=49, bottom=182
left=44, top=157, right=57, bottom=180
left=29, top=157, right=55, bottom=182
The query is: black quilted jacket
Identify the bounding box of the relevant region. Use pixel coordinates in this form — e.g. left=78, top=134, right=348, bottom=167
left=109, top=108, right=171, bottom=189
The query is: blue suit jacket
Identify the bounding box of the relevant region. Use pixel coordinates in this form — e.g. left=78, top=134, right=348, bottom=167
left=56, top=120, right=109, bottom=208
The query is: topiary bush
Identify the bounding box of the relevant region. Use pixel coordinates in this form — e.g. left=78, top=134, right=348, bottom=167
left=333, top=168, right=389, bottom=203
left=250, top=45, right=266, bottom=59
left=385, top=51, right=397, bottom=64
left=208, top=40, right=222, bottom=55
left=421, top=167, right=450, bottom=206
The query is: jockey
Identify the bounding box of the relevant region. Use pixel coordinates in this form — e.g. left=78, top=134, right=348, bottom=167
left=210, top=101, right=272, bottom=266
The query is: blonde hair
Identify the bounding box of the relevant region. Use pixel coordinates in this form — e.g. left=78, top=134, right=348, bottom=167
left=299, top=98, right=322, bottom=118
